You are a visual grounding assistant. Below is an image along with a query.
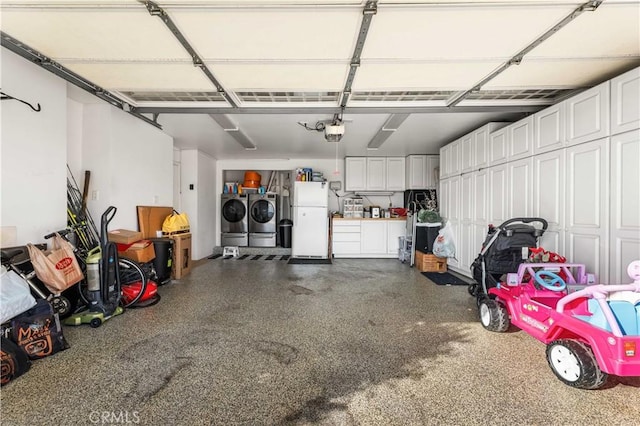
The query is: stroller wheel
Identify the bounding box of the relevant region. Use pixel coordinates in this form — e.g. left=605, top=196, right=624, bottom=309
left=467, top=283, right=479, bottom=297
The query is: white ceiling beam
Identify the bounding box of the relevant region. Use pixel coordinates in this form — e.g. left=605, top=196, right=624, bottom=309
left=367, top=113, right=410, bottom=149
left=209, top=114, right=257, bottom=150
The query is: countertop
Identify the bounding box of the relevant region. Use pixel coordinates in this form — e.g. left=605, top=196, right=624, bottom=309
left=332, top=217, right=407, bottom=221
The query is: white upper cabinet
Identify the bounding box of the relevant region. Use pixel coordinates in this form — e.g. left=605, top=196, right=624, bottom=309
left=345, top=157, right=405, bottom=192
left=488, top=127, right=509, bottom=166
left=386, top=157, right=405, bottom=191
left=406, top=155, right=439, bottom=189
left=460, top=133, right=474, bottom=173
left=508, top=116, right=534, bottom=161
left=474, top=126, right=490, bottom=170
left=566, top=81, right=610, bottom=146
left=366, top=157, right=387, bottom=191
left=439, top=144, right=450, bottom=179
left=448, top=138, right=461, bottom=176
left=610, top=67, right=640, bottom=135
left=345, top=157, right=367, bottom=191
left=534, top=103, right=565, bottom=155
left=507, top=157, right=533, bottom=218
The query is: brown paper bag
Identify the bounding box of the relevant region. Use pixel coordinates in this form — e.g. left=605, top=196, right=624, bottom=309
left=27, top=234, right=84, bottom=293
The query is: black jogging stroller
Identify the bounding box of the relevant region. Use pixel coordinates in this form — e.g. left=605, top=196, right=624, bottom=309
left=468, top=217, right=548, bottom=301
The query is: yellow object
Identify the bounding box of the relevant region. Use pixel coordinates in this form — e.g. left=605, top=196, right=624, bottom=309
left=162, top=210, right=190, bottom=235
left=238, top=184, right=243, bottom=194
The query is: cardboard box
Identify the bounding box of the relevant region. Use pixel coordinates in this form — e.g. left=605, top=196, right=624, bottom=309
left=117, top=240, right=155, bottom=264
left=170, top=233, right=191, bottom=279
left=108, top=229, right=143, bottom=245
left=415, top=251, right=447, bottom=273
left=137, top=206, right=174, bottom=240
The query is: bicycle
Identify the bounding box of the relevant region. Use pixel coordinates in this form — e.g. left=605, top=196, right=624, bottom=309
left=46, top=224, right=152, bottom=309
left=0, top=247, right=73, bottom=317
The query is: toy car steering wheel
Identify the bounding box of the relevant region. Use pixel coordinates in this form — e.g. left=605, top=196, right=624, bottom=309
left=534, top=270, right=566, bottom=292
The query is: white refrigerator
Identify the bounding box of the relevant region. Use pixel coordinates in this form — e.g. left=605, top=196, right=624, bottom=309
left=291, top=181, right=329, bottom=258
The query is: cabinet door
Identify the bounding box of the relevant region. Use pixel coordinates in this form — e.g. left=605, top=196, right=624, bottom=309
left=488, top=164, right=508, bottom=225
left=460, top=133, right=474, bottom=173
left=609, top=130, right=640, bottom=284
left=507, top=158, right=533, bottom=219
left=345, top=157, right=366, bottom=191
left=440, top=145, right=450, bottom=179
left=406, top=155, right=425, bottom=189
left=386, top=157, right=405, bottom=191
left=534, top=103, right=565, bottom=154
left=366, top=157, right=386, bottom=190
left=439, top=178, right=450, bottom=221
left=361, top=221, right=387, bottom=254
left=473, top=170, right=488, bottom=225
left=449, top=139, right=461, bottom=176
left=566, top=82, right=610, bottom=146
left=611, top=67, right=640, bottom=135
left=565, top=138, right=609, bottom=281
left=533, top=149, right=565, bottom=255
left=488, top=128, right=509, bottom=166
left=508, top=116, right=534, bottom=161
left=387, top=220, right=406, bottom=254
left=425, top=155, right=440, bottom=188
left=448, top=176, right=461, bottom=222
left=474, top=126, right=489, bottom=169
left=459, top=222, right=474, bottom=274
left=461, top=174, right=473, bottom=222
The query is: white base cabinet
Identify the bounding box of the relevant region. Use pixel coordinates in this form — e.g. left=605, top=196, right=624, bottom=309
left=332, top=219, right=406, bottom=258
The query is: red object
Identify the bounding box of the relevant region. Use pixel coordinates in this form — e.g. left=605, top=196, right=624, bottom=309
left=389, top=208, right=408, bottom=217
left=121, top=280, right=158, bottom=306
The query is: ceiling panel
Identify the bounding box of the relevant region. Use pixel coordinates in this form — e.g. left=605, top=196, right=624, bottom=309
left=169, top=8, right=361, bottom=60
left=210, top=63, right=348, bottom=91
left=1, top=9, right=190, bottom=60
left=484, top=58, right=640, bottom=88
left=353, top=62, right=501, bottom=90
left=60, top=63, right=216, bottom=91
left=526, top=3, right=640, bottom=58
left=362, top=5, right=575, bottom=60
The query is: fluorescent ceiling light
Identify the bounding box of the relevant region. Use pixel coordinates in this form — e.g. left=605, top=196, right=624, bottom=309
left=367, top=114, right=410, bottom=149
left=209, top=114, right=256, bottom=150
left=209, top=114, right=238, bottom=131
left=382, top=113, right=410, bottom=131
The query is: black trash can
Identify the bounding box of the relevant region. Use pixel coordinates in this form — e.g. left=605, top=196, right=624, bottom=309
left=415, top=222, right=441, bottom=254
left=279, top=219, right=293, bottom=248
left=150, top=238, right=174, bottom=285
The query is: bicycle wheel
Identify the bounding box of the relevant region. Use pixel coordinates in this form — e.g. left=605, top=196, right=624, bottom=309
left=118, top=258, right=148, bottom=308
left=76, top=257, right=148, bottom=308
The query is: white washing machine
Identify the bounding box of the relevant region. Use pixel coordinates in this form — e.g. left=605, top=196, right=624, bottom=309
left=248, top=193, right=277, bottom=247
left=221, top=194, right=248, bottom=246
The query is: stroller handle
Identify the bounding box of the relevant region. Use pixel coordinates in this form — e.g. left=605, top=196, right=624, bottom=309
left=498, top=217, right=548, bottom=232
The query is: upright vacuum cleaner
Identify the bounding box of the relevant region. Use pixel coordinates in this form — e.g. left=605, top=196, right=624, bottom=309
left=64, top=206, right=124, bottom=328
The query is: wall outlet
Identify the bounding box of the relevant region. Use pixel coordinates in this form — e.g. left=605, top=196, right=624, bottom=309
left=329, top=181, right=342, bottom=191
left=91, top=190, right=99, bottom=201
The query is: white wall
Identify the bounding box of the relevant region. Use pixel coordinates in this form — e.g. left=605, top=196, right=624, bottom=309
left=1, top=46, right=174, bottom=247
left=1, top=48, right=67, bottom=245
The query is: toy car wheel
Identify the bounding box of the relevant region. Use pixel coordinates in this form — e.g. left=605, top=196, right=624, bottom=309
left=546, top=339, right=608, bottom=389
left=89, top=318, right=102, bottom=328
left=478, top=299, right=509, bottom=332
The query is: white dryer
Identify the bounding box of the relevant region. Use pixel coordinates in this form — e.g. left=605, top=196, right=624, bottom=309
left=221, top=193, right=248, bottom=246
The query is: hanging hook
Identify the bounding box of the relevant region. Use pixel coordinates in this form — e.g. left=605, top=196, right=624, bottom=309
left=0, top=91, right=41, bottom=112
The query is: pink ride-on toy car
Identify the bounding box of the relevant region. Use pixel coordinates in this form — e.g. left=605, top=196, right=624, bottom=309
left=479, top=261, right=640, bottom=389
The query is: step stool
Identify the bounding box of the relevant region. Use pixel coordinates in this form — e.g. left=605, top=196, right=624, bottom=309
left=223, top=246, right=239, bottom=257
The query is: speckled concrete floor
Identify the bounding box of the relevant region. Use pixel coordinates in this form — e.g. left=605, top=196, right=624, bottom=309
left=1, top=258, right=639, bottom=425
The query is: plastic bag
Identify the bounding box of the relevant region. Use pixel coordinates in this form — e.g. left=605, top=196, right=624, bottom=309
left=26, top=234, right=83, bottom=293
left=162, top=210, right=190, bottom=235
left=0, top=266, right=37, bottom=324
left=432, top=221, right=456, bottom=258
